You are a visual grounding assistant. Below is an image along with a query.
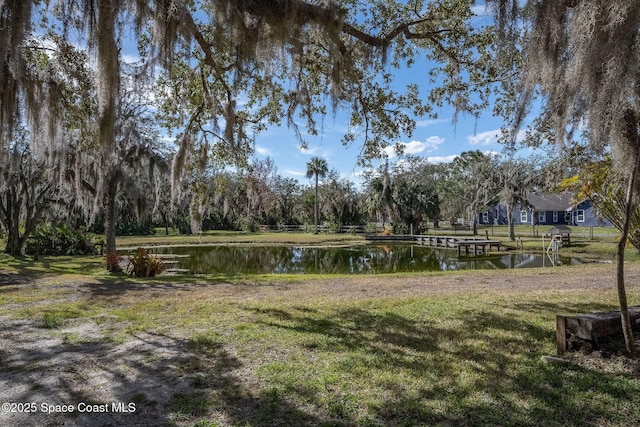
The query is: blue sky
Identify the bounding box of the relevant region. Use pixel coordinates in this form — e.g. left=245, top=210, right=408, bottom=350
left=248, top=2, right=511, bottom=185
left=40, top=1, right=509, bottom=186
left=253, top=107, right=507, bottom=184
left=116, top=1, right=509, bottom=185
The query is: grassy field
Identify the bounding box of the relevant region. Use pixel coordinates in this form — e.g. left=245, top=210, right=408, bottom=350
left=117, top=230, right=367, bottom=249
left=1, top=231, right=640, bottom=426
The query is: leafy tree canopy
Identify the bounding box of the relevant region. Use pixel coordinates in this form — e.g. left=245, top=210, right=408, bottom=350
left=2, top=0, right=498, bottom=165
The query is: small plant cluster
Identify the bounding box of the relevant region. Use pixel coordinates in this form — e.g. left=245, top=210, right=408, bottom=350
left=126, top=247, right=164, bottom=277
left=25, top=224, right=95, bottom=256
left=42, top=312, right=64, bottom=328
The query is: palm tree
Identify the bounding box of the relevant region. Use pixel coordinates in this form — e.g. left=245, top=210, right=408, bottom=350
left=305, top=157, right=328, bottom=234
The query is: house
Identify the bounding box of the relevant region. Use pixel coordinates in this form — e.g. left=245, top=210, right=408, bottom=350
left=479, top=202, right=508, bottom=226
left=478, top=192, right=612, bottom=227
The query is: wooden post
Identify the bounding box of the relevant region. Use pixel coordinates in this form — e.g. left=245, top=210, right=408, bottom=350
left=556, top=315, right=567, bottom=354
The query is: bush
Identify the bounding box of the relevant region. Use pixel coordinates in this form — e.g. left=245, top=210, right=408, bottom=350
left=126, top=247, right=164, bottom=277
left=391, top=222, right=408, bottom=234
left=25, top=224, right=95, bottom=256
left=115, top=219, right=155, bottom=236
left=365, top=223, right=380, bottom=234
left=173, top=210, right=192, bottom=235
left=202, top=212, right=240, bottom=231
left=239, top=217, right=259, bottom=232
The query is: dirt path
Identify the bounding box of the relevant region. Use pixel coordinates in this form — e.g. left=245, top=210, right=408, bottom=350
left=1, top=263, right=638, bottom=426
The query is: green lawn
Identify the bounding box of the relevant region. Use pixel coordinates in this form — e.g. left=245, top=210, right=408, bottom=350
left=1, top=233, right=640, bottom=426
left=117, top=229, right=366, bottom=249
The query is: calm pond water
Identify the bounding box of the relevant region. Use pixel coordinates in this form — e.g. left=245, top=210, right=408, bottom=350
left=139, top=244, right=586, bottom=275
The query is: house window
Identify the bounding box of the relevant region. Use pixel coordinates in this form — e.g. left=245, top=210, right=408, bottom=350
left=577, top=210, right=585, bottom=222
left=538, top=211, right=546, bottom=223
left=520, top=210, right=528, bottom=223
left=565, top=211, right=572, bottom=223
left=482, top=212, right=489, bottom=223
left=553, top=211, right=558, bottom=222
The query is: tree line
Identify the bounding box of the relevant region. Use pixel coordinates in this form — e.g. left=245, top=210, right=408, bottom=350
left=1, top=129, right=553, bottom=256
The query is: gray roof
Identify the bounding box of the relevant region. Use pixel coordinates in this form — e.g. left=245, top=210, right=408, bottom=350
left=549, top=225, right=572, bottom=233
left=527, top=192, right=576, bottom=211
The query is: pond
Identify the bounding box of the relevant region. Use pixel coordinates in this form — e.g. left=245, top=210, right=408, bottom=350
left=134, top=244, right=587, bottom=275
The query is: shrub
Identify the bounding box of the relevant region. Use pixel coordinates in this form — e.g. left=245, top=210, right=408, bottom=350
left=126, top=247, right=164, bottom=277
left=391, top=222, right=408, bottom=234
left=239, top=217, right=259, bottom=232
left=25, top=224, right=95, bottom=256
left=365, top=223, right=380, bottom=234
left=173, top=210, right=192, bottom=235
left=115, top=219, right=155, bottom=236
left=202, top=212, right=241, bottom=231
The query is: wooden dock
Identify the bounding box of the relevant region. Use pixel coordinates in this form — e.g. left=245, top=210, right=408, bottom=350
left=364, top=234, right=506, bottom=256
left=415, top=235, right=503, bottom=256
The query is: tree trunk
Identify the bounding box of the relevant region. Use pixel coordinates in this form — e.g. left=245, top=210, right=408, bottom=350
left=2, top=184, right=36, bottom=256
left=2, top=188, right=20, bottom=255
left=4, top=222, right=23, bottom=255
left=162, top=211, right=169, bottom=235
left=616, top=161, right=638, bottom=357
left=471, top=207, right=478, bottom=235
left=96, top=0, right=121, bottom=271
left=507, top=203, right=515, bottom=241
left=104, top=176, right=120, bottom=271
left=314, top=174, right=319, bottom=234
left=96, top=0, right=119, bottom=151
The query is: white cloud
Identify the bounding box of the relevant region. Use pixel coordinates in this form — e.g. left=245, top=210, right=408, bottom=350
left=404, top=140, right=429, bottom=154
left=424, top=136, right=445, bottom=150
left=382, top=136, right=445, bottom=158
left=158, top=135, right=175, bottom=144
left=426, top=155, right=458, bottom=164
left=298, top=145, right=332, bottom=161
left=121, top=53, right=142, bottom=65
left=514, top=129, right=527, bottom=143
left=483, top=150, right=501, bottom=158
left=381, top=144, right=399, bottom=158
left=468, top=129, right=501, bottom=146
left=299, top=145, right=321, bottom=155
left=284, top=169, right=305, bottom=177
left=415, top=119, right=447, bottom=128
left=255, top=145, right=271, bottom=156
left=468, top=128, right=528, bottom=146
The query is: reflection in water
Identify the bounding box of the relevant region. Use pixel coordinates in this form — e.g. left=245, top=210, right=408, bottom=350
left=141, top=244, right=586, bottom=275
